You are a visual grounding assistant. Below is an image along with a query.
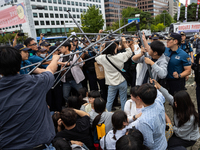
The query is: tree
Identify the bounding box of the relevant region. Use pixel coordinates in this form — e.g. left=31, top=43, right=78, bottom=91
left=81, top=5, right=104, bottom=33
left=154, top=10, right=173, bottom=27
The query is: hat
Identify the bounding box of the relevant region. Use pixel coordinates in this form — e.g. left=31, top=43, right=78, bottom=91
left=40, top=41, right=51, bottom=46
left=91, top=38, right=96, bottom=42
left=151, top=34, right=159, bottom=40
left=49, top=46, right=58, bottom=53
left=15, top=44, right=31, bottom=51
left=180, top=31, right=186, bottom=36
left=166, top=33, right=181, bottom=43
left=38, top=46, right=47, bottom=52
left=72, top=37, right=78, bottom=41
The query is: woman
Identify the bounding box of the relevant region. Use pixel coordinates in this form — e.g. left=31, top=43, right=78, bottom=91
left=95, top=37, right=132, bottom=111
left=152, top=79, right=199, bottom=149
left=124, top=86, right=143, bottom=123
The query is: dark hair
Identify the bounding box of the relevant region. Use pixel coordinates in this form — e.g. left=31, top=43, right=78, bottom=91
left=52, top=112, right=65, bottom=133
left=24, top=38, right=35, bottom=46
left=102, top=42, right=117, bottom=55
left=130, top=86, right=140, bottom=98
left=92, top=97, right=106, bottom=130
left=67, top=96, right=81, bottom=109
left=62, top=42, right=71, bottom=50
left=112, top=110, right=127, bottom=140
left=60, top=108, right=77, bottom=127
left=78, top=88, right=88, bottom=105
left=116, top=135, right=143, bottom=150
left=0, top=46, right=22, bottom=76
left=53, top=137, right=72, bottom=150
left=173, top=90, right=199, bottom=127
left=88, top=90, right=101, bottom=98
left=150, top=41, right=165, bottom=56
left=137, top=83, right=157, bottom=105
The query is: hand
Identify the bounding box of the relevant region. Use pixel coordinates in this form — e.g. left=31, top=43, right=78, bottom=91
left=173, top=71, right=179, bottom=78
left=135, top=113, right=142, bottom=119
left=142, top=32, right=146, bottom=41
left=150, top=78, right=161, bottom=89
left=71, top=141, right=83, bottom=146
left=144, top=57, right=154, bottom=66
left=14, top=33, right=19, bottom=39
left=99, top=29, right=103, bottom=33
left=121, top=37, right=129, bottom=49
left=40, top=33, right=44, bottom=39
left=140, top=46, right=146, bottom=56
left=57, top=118, right=62, bottom=126
left=185, top=75, right=189, bottom=81
left=52, top=55, right=60, bottom=61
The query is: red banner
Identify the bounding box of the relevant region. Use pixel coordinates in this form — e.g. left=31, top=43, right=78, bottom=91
left=0, top=3, right=26, bottom=29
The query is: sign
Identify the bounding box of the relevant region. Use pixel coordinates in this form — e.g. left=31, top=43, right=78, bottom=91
left=0, top=3, right=26, bottom=29
left=174, top=23, right=200, bottom=33
left=128, top=18, right=140, bottom=23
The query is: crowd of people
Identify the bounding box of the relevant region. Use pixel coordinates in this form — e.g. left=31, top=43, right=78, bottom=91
left=0, top=30, right=200, bottom=150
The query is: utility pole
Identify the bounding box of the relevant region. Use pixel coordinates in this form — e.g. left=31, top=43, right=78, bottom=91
left=118, top=6, right=121, bottom=33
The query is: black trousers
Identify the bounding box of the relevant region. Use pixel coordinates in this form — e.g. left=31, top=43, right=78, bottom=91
left=168, top=134, right=196, bottom=149
left=167, top=78, right=185, bottom=96
left=196, top=83, right=200, bottom=123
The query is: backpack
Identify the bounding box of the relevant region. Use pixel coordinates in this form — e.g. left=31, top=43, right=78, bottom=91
left=93, top=123, right=106, bottom=150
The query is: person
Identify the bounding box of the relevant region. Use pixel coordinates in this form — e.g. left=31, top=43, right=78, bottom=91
left=180, top=32, right=194, bottom=63
left=152, top=79, right=199, bottom=149
left=100, top=110, right=129, bottom=150
left=67, top=96, right=82, bottom=109
left=55, top=108, right=95, bottom=150
left=124, top=86, right=143, bottom=123
left=95, top=37, right=132, bottom=111
left=72, top=37, right=82, bottom=52
left=193, top=33, right=200, bottom=54
left=0, top=45, right=60, bottom=149
left=165, top=33, right=191, bottom=95
left=15, top=44, right=45, bottom=74
left=132, top=39, right=168, bottom=85
left=135, top=83, right=167, bottom=150
left=58, top=42, right=85, bottom=103
left=78, top=87, right=89, bottom=103
left=40, top=40, right=51, bottom=53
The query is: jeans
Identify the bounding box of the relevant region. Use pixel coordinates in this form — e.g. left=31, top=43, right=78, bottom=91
left=106, top=80, right=127, bottom=111
left=63, top=80, right=82, bottom=102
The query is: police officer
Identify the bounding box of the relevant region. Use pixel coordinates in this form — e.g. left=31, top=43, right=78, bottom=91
left=40, top=41, right=51, bottom=53
left=72, top=37, right=82, bottom=52
left=165, top=33, right=191, bottom=95
left=180, top=31, right=194, bottom=63
left=15, top=44, right=45, bottom=74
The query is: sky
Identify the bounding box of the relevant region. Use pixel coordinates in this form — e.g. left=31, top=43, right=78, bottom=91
left=179, top=0, right=190, bottom=5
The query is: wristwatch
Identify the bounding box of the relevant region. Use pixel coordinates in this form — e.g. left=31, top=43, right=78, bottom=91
left=178, top=74, right=181, bottom=78
left=133, top=115, right=136, bottom=120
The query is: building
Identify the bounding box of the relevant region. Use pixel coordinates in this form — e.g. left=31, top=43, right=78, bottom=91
left=137, top=0, right=169, bottom=17
left=168, top=0, right=178, bottom=17
left=190, top=0, right=197, bottom=4
left=104, top=0, right=137, bottom=27
left=0, top=0, right=106, bottom=40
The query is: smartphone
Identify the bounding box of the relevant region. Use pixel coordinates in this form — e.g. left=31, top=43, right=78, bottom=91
left=18, top=33, right=24, bottom=36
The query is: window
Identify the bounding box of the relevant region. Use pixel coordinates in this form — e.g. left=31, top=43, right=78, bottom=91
left=63, top=0, right=66, bottom=4
left=79, top=2, right=82, bottom=6
left=68, top=7, right=71, bottom=11
left=61, top=21, right=64, bottom=25
left=50, top=13, right=54, bottom=18
left=48, top=0, right=52, bottom=2
left=80, top=8, right=82, bottom=12
left=32, top=5, right=37, bottom=9
left=54, top=6, right=58, bottom=11
left=43, top=0, right=47, bottom=2
left=33, top=13, right=38, bottom=18
left=35, top=21, right=39, bottom=25
left=75, top=2, right=78, bottom=6
left=58, top=0, right=61, bottom=4
left=83, top=3, right=85, bottom=6
left=37, top=0, right=41, bottom=2
left=99, top=5, right=101, bottom=8
left=49, top=6, right=53, bottom=10
left=73, top=14, right=76, bottom=18
left=64, top=14, right=68, bottom=18
left=64, top=7, right=67, bottom=11
left=46, top=21, right=50, bottom=25
left=72, top=8, right=75, bottom=12
left=45, top=13, right=49, bottom=18
left=60, top=14, right=63, bottom=18
left=56, top=21, right=60, bottom=25
left=39, top=13, right=43, bottom=17
left=71, top=1, right=74, bottom=5
left=67, top=1, right=70, bottom=5
left=76, top=8, right=79, bottom=12
left=53, top=0, right=57, bottom=4
left=77, top=14, right=80, bottom=18
left=40, top=21, right=45, bottom=25
left=59, top=7, right=62, bottom=11
left=44, top=6, right=48, bottom=10
left=55, top=14, right=59, bottom=18
left=51, top=21, right=55, bottom=25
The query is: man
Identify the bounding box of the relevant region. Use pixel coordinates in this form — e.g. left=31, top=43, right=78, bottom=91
left=135, top=83, right=167, bottom=150
left=165, top=33, right=191, bottom=95
left=15, top=44, right=45, bottom=74
left=40, top=40, right=51, bottom=53
left=0, top=45, right=60, bottom=149
left=193, top=33, right=200, bottom=54
left=72, top=37, right=81, bottom=52
left=180, top=31, right=194, bottom=63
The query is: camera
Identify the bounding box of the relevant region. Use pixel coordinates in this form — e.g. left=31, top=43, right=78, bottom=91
left=18, top=32, right=24, bottom=36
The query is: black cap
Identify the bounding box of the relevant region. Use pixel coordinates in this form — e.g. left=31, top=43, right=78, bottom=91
left=40, top=41, right=51, bottom=46
left=180, top=31, right=186, bottom=36
left=166, top=33, right=181, bottom=43
left=49, top=46, right=58, bottom=53
left=151, top=34, right=159, bottom=40
left=72, top=37, right=79, bottom=41
left=15, top=44, right=31, bottom=51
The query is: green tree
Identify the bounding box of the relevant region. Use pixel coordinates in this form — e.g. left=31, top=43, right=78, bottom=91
left=154, top=10, right=173, bottom=27
left=157, top=23, right=165, bottom=31
left=81, top=5, right=104, bottom=33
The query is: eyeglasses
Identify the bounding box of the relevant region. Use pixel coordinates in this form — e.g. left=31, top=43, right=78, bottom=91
left=29, top=43, right=37, bottom=46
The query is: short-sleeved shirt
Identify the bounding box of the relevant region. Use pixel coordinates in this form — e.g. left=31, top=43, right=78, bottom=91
left=55, top=116, right=95, bottom=150
left=0, top=72, right=55, bottom=149
left=28, top=51, right=48, bottom=69
left=180, top=41, right=193, bottom=53
left=20, top=60, right=35, bottom=74
left=164, top=47, right=191, bottom=79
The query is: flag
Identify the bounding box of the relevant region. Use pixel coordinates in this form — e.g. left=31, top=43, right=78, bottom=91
left=196, top=0, right=200, bottom=20
left=185, top=0, right=188, bottom=21
left=177, top=2, right=181, bottom=21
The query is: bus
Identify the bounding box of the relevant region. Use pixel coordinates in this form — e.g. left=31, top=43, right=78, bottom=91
left=36, top=36, right=68, bottom=45
left=169, top=22, right=200, bottom=38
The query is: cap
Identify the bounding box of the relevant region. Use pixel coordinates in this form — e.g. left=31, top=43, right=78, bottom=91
left=49, top=46, right=58, bottom=53
left=180, top=31, right=186, bottom=36
left=38, top=46, right=47, bottom=52
left=91, top=38, right=96, bottom=42
left=40, top=41, right=51, bottom=46
left=151, top=34, right=159, bottom=40
left=72, top=37, right=79, bottom=41
left=15, top=44, right=31, bottom=51
left=166, top=33, right=181, bottom=43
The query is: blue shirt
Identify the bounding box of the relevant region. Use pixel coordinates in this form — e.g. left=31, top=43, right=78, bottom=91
left=180, top=41, right=193, bottom=53
left=0, top=72, right=55, bottom=149
left=165, top=47, right=191, bottom=78
left=136, top=90, right=167, bottom=150
left=28, top=54, right=48, bottom=69
left=20, top=60, right=35, bottom=74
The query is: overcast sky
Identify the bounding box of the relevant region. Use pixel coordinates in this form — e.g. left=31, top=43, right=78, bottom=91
left=179, top=0, right=190, bottom=5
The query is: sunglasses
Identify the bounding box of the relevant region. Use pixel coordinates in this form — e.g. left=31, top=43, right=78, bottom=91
left=29, top=43, right=37, bottom=46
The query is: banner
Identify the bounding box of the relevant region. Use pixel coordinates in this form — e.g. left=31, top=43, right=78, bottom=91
left=0, top=3, right=26, bottom=29
left=177, top=2, right=181, bottom=21
left=196, top=0, right=200, bottom=20
left=0, top=0, right=12, bottom=6
left=185, top=0, right=188, bottom=21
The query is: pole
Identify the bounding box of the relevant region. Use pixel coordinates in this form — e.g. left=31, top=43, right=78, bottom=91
left=64, top=23, right=67, bottom=36
left=164, top=13, right=165, bottom=26
left=118, top=7, right=121, bottom=34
